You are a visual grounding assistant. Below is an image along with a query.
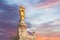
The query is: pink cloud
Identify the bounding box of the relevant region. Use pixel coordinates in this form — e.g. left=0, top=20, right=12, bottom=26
left=6, top=29, right=17, bottom=36
left=36, top=33, right=60, bottom=40
left=35, top=0, right=60, bottom=8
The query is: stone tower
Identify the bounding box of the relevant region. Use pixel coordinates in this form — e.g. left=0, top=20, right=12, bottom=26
left=18, top=6, right=36, bottom=40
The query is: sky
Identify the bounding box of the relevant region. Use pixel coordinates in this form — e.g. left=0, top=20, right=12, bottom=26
left=0, top=0, right=60, bottom=40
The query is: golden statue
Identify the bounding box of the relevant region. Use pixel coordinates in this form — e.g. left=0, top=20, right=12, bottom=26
left=19, top=6, right=25, bottom=21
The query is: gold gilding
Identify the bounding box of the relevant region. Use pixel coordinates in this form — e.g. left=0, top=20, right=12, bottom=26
left=19, top=6, right=25, bottom=21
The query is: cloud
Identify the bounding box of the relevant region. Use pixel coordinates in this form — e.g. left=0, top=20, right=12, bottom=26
left=0, top=3, right=18, bottom=40
left=34, top=0, right=60, bottom=8
left=26, top=4, right=60, bottom=25
left=36, top=34, right=60, bottom=40
left=2, top=0, right=19, bottom=5
left=3, top=0, right=60, bottom=9
left=35, top=19, right=60, bottom=40
left=0, top=32, right=5, bottom=36
left=28, top=19, right=60, bottom=37
left=50, top=19, right=60, bottom=25
left=0, top=0, right=60, bottom=40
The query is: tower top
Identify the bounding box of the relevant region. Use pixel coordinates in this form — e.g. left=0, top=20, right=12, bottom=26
left=19, top=6, right=27, bottom=28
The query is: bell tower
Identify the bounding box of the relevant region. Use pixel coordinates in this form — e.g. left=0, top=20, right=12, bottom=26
left=18, top=6, right=36, bottom=40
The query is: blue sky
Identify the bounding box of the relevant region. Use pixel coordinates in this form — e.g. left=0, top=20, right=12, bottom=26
left=3, top=0, right=60, bottom=25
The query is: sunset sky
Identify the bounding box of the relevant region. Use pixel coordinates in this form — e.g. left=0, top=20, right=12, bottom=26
left=0, top=0, right=60, bottom=40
